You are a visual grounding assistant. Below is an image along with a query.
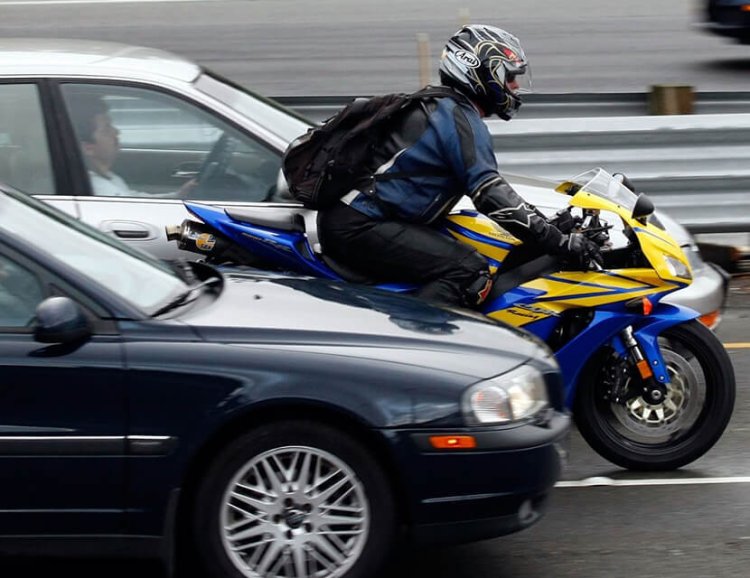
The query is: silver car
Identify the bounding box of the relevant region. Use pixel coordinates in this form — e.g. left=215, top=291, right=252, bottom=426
left=0, top=38, right=728, bottom=328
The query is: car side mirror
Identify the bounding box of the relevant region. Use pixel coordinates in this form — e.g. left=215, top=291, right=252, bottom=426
left=33, top=296, right=92, bottom=344
left=632, top=193, right=655, bottom=224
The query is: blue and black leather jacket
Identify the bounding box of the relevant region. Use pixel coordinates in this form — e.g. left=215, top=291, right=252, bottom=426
left=339, top=87, right=565, bottom=250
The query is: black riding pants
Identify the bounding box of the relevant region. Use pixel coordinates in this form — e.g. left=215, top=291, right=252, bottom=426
left=317, top=202, right=489, bottom=307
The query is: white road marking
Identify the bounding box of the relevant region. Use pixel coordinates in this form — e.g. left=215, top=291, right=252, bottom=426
left=556, top=475, right=750, bottom=488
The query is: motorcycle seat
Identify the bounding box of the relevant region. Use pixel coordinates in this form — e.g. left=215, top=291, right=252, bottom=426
left=224, top=207, right=306, bottom=233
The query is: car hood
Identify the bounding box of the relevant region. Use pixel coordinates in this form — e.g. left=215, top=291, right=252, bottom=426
left=177, top=268, right=552, bottom=380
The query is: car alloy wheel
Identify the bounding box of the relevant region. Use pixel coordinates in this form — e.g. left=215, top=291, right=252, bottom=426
left=194, top=420, right=395, bottom=578
left=221, top=445, right=369, bottom=577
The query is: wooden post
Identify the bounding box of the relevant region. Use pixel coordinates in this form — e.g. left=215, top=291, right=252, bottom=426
left=649, top=85, right=695, bottom=115
left=417, top=33, right=431, bottom=88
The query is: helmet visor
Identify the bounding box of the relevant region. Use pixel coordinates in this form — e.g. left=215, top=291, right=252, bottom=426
left=503, top=65, right=533, bottom=96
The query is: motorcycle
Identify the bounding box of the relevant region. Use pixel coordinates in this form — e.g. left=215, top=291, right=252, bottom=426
left=166, top=167, right=736, bottom=471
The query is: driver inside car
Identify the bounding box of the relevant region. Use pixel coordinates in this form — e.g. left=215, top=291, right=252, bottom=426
left=67, top=93, right=197, bottom=198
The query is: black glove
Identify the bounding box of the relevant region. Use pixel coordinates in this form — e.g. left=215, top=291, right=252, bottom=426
left=549, top=208, right=581, bottom=234
left=558, top=232, right=604, bottom=270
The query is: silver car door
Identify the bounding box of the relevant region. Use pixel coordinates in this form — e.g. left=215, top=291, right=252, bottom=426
left=59, top=83, right=286, bottom=260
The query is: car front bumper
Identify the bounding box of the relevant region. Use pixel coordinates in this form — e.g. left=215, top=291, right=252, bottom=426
left=384, top=411, right=571, bottom=545
left=664, top=261, right=730, bottom=330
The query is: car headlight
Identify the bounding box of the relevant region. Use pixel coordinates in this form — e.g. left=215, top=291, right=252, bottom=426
left=682, top=244, right=704, bottom=273
left=463, top=365, right=548, bottom=425
left=664, top=255, right=691, bottom=279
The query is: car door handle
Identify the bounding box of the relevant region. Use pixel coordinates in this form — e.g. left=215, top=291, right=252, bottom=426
left=99, top=220, right=155, bottom=240
left=114, top=229, right=149, bottom=239
left=172, top=169, right=199, bottom=179
left=172, top=161, right=202, bottom=179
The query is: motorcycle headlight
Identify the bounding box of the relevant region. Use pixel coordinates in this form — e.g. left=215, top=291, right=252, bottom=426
left=664, top=255, right=691, bottom=279
left=463, top=365, right=548, bottom=425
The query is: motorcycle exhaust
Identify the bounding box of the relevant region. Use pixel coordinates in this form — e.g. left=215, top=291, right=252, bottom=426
left=165, top=220, right=260, bottom=266
left=165, top=219, right=231, bottom=257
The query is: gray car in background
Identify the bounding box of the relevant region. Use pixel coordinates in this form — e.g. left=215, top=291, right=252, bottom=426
left=0, top=38, right=728, bottom=328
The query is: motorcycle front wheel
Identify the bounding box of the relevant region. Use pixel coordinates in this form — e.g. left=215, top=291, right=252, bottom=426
left=574, top=320, right=736, bottom=471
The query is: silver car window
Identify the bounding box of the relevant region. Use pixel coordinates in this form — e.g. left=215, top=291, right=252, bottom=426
left=61, top=83, right=284, bottom=203
left=0, top=84, right=55, bottom=196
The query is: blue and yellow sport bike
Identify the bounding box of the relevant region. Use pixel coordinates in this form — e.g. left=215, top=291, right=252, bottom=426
left=167, top=168, right=735, bottom=471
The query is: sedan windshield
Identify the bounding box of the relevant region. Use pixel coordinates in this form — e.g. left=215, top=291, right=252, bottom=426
left=0, top=188, right=187, bottom=312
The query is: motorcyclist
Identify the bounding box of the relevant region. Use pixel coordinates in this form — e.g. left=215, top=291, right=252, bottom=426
left=317, top=23, right=602, bottom=308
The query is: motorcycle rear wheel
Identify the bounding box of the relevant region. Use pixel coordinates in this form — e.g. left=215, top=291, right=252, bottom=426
left=574, top=320, right=735, bottom=471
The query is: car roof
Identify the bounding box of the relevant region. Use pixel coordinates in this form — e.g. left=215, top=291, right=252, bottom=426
left=0, top=38, right=200, bottom=83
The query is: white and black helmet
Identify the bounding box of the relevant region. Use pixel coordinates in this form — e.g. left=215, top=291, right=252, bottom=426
left=439, top=24, right=532, bottom=120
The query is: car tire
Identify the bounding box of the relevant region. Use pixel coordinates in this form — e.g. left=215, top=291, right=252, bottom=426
left=193, top=420, right=396, bottom=578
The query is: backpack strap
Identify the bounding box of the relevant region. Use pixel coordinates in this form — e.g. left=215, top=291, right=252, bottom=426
left=408, top=85, right=472, bottom=105
left=347, top=86, right=470, bottom=213
left=366, top=86, right=465, bottom=185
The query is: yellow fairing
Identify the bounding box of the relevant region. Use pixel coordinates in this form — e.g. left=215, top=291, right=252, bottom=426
left=489, top=304, right=557, bottom=327
left=567, top=190, right=692, bottom=283
left=487, top=268, right=683, bottom=327
left=445, top=213, right=521, bottom=263
left=446, top=177, right=691, bottom=331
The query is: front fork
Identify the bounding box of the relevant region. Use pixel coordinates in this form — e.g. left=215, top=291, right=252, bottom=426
left=611, top=326, right=670, bottom=405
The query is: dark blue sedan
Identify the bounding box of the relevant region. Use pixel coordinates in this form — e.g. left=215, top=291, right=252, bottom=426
left=0, top=184, right=569, bottom=578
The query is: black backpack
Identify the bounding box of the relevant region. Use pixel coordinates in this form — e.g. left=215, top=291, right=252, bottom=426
left=281, top=85, right=464, bottom=210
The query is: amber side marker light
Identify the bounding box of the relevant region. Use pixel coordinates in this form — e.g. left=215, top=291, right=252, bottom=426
left=625, top=296, right=653, bottom=315
left=429, top=435, right=477, bottom=449
left=641, top=297, right=653, bottom=315
left=698, top=310, right=721, bottom=330
left=741, top=5, right=750, bottom=11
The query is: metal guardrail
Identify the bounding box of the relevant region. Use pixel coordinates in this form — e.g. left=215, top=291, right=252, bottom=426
left=276, top=93, right=750, bottom=236
left=489, top=113, right=750, bottom=235
left=274, top=92, right=750, bottom=123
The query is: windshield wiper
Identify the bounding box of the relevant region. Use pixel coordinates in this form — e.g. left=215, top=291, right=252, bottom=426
left=168, top=259, right=199, bottom=284
left=151, top=276, right=222, bottom=317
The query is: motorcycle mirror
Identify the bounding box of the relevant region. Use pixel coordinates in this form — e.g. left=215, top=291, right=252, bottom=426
left=614, top=172, right=636, bottom=192
left=632, top=193, right=654, bottom=224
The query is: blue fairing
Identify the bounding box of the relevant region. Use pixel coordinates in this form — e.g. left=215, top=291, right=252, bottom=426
left=517, top=316, right=560, bottom=342
left=187, top=203, right=417, bottom=292
left=555, top=303, right=699, bottom=407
